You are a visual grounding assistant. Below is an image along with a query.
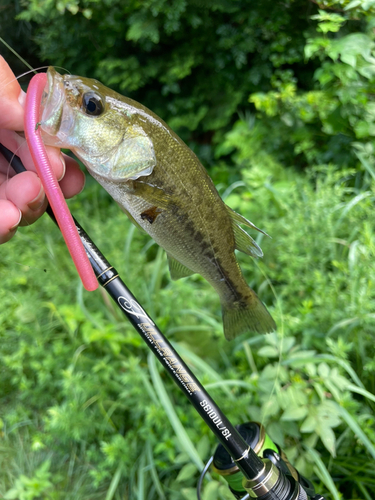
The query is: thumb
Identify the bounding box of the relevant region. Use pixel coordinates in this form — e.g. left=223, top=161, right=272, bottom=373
left=0, top=56, right=26, bottom=131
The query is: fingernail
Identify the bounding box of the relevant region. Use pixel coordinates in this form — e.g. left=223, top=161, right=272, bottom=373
left=18, top=89, right=26, bottom=108
left=28, top=184, right=45, bottom=211
left=9, top=209, right=22, bottom=230
left=58, top=155, right=66, bottom=181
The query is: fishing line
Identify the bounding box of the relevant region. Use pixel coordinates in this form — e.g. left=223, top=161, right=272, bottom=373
left=1, top=139, right=25, bottom=186
left=0, top=36, right=35, bottom=71
left=17, top=66, right=71, bottom=79
left=12, top=66, right=71, bottom=84
left=0, top=36, right=71, bottom=79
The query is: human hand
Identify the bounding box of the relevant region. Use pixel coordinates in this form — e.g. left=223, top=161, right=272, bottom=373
left=0, top=56, right=85, bottom=243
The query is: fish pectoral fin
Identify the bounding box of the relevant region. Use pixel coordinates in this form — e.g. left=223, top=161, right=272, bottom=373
left=167, top=254, right=195, bottom=280
left=140, top=206, right=162, bottom=224
left=130, top=180, right=175, bottom=210
left=117, top=203, right=147, bottom=233
left=226, top=206, right=270, bottom=237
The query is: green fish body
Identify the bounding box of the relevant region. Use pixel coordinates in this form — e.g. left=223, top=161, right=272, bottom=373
left=41, top=67, right=276, bottom=340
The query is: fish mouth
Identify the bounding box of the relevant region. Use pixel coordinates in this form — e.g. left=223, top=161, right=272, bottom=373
left=40, top=67, right=73, bottom=145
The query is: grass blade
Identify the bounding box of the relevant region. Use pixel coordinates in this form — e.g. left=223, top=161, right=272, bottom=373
left=148, top=353, right=204, bottom=470
left=174, top=344, right=235, bottom=399
left=305, top=446, right=342, bottom=500
left=137, top=452, right=146, bottom=500
left=357, top=481, right=372, bottom=500
left=205, top=380, right=253, bottom=390
left=347, top=383, right=375, bottom=404
left=336, top=404, right=375, bottom=460
left=105, top=463, right=123, bottom=500
left=146, top=441, right=166, bottom=499
left=283, top=354, right=364, bottom=388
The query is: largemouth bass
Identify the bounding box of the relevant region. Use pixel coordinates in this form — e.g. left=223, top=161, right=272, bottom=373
left=40, top=67, right=276, bottom=340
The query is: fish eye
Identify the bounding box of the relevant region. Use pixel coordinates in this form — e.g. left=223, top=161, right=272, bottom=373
left=82, top=92, right=105, bottom=116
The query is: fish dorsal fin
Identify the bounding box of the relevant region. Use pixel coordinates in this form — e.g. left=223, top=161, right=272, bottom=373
left=226, top=206, right=268, bottom=258
left=167, top=254, right=195, bottom=280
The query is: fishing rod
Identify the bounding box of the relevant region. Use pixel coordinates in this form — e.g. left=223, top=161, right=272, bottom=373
left=0, top=143, right=327, bottom=500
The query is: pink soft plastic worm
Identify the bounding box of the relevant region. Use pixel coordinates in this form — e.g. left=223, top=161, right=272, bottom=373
left=24, top=73, right=98, bottom=291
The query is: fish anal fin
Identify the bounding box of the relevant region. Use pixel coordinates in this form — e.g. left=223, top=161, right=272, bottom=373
left=226, top=205, right=269, bottom=258
left=232, top=224, right=263, bottom=258
left=226, top=205, right=270, bottom=237
left=167, top=254, right=195, bottom=280
left=222, top=293, right=276, bottom=340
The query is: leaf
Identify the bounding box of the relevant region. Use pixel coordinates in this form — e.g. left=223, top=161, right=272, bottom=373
left=318, top=362, right=330, bottom=378
left=281, top=406, right=308, bottom=421
left=283, top=355, right=364, bottom=389
left=197, top=435, right=210, bottom=460
left=181, top=488, right=198, bottom=500
left=345, top=0, right=362, bottom=9
left=301, top=415, right=317, bottom=433
left=262, top=398, right=280, bottom=419
left=283, top=351, right=317, bottom=367
left=311, top=11, right=346, bottom=32
left=317, top=401, right=342, bottom=429
left=4, top=488, right=19, bottom=500
left=280, top=336, right=295, bottom=353
left=325, top=379, right=344, bottom=402
left=329, top=33, right=374, bottom=66
left=202, top=481, right=221, bottom=500
left=176, top=463, right=198, bottom=482
left=258, top=346, right=279, bottom=358
left=317, top=425, right=336, bottom=456
left=146, top=441, right=166, bottom=500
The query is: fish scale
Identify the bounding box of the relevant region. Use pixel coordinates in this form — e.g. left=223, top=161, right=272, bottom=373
left=41, top=67, right=276, bottom=340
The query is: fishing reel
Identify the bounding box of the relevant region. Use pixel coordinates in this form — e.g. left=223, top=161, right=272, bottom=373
left=198, top=422, right=326, bottom=500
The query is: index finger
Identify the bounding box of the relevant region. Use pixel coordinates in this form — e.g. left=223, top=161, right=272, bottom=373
left=0, top=56, right=25, bottom=131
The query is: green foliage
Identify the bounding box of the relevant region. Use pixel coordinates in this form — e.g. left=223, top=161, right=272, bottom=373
left=6, top=0, right=315, bottom=141
left=1, top=159, right=375, bottom=498
left=3, top=0, right=373, bottom=165
left=4, top=461, right=53, bottom=500
left=239, top=7, right=375, bottom=176
left=1, top=0, right=375, bottom=499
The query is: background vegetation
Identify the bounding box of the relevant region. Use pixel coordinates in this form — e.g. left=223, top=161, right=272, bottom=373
left=1, top=0, right=375, bottom=498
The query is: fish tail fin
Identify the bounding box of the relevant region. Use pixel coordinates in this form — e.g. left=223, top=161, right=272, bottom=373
left=221, top=294, right=276, bottom=340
